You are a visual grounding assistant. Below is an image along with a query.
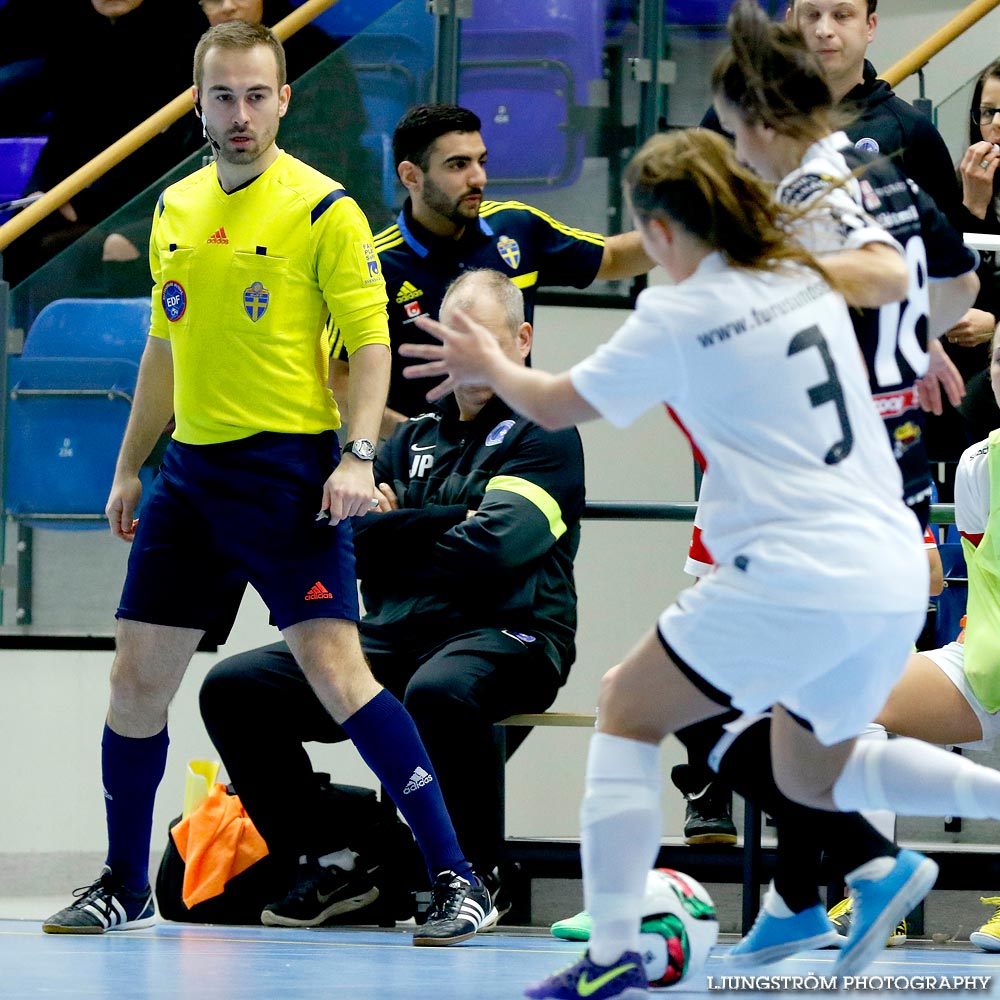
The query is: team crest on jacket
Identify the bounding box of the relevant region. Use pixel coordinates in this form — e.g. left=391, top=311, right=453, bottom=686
left=855, top=137, right=880, bottom=155
left=243, top=281, right=269, bottom=321
left=497, top=235, right=521, bottom=269
left=486, top=419, right=515, bottom=446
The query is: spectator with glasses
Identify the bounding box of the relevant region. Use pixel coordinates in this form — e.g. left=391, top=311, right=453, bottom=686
left=942, top=60, right=1000, bottom=446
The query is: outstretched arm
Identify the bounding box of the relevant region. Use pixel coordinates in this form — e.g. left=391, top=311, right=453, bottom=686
left=821, top=243, right=907, bottom=308
left=405, top=310, right=599, bottom=431
left=596, top=231, right=655, bottom=281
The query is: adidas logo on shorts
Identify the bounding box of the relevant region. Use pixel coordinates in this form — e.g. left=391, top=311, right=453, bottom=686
left=403, top=766, right=434, bottom=795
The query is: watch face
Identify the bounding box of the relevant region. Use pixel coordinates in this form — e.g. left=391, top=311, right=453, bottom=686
left=351, top=439, right=376, bottom=460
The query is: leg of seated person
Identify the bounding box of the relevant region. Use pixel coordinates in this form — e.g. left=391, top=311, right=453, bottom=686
left=401, top=628, right=562, bottom=876
left=200, top=641, right=346, bottom=872
left=875, top=652, right=984, bottom=746
left=284, top=619, right=500, bottom=944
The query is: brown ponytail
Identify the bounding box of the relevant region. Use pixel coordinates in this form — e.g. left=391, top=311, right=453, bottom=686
left=712, top=0, right=839, bottom=140
left=625, top=128, right=826, bottom=279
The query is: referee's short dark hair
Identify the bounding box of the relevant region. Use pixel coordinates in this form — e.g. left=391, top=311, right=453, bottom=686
left=393, top=104, right=482, bottom=170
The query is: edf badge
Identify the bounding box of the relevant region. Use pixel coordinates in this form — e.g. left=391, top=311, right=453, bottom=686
left=243, top=281, right=269, bottom=322
left=162, top=280, right=186, bottom=322
left=497, top=235, right=521, bottom=269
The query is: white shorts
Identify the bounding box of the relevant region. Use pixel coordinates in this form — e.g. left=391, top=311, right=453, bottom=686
left=659, top=573, right=925, bottom=746
left=922, top=641, right=1000, bottom=750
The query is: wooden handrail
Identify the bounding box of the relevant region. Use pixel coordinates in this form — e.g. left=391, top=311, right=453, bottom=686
left=0, top=0, right=342, bottom=253
left=881, top=0, right=1000, bottom=88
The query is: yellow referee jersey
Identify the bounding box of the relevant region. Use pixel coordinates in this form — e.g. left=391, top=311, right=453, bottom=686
left=149, top=150, right=389, bottom=444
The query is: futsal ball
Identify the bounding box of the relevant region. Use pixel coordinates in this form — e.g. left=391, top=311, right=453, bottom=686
left=638, top=868, right=718, bottom=987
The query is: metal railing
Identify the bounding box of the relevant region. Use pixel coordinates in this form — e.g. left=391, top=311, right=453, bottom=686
left=0, top=0, right=344, bottom=254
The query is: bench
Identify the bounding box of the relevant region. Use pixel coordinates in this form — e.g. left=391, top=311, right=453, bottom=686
left=492, top=711, right=775, bottom=933
left=491, top=713, right=1000, bottom=935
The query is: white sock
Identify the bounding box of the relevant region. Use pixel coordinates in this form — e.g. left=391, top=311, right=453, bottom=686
left=317, top=848, right=357, bottom=871
left=579, top=732, right=661, bottom=966
left=833, top=734, right=1000, bottom=819
left=762, top=883, right=794, bottom=918
left=856, top=724, right=897, bottom=841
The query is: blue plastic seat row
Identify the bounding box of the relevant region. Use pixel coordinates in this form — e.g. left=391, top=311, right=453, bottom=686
left=4, top=298, right=151, bottom=526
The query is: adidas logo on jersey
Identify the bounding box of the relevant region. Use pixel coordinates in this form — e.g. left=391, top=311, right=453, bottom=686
left=207, top=226, right=229, bottom=244
left=396, top=280, right=424, bottom=304
left=304, top=581, right=333, bottom=601
left=403, top=766, right=434, bottom=794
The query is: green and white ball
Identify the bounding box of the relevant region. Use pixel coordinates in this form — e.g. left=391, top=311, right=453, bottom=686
left=639, top=868, right=718, bottom=987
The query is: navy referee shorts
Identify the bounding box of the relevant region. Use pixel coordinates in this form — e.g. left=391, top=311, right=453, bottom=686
left=117, top=431, right=359, bottom=643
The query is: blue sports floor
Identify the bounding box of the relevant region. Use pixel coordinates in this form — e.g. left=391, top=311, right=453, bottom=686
left=1, top=920, right=998, bottom=999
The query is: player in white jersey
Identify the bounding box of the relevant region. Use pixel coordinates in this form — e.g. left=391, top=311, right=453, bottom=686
left=401, top=128, right=1000, bottom=999
left=676, top=0, right=976, bottom=865
left=659, top=1, right=983, bottom=974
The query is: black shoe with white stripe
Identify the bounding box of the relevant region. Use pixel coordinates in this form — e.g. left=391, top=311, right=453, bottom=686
left=412, top=869, right=498, bottom=946
left=42, top=866, right=156, bottom=934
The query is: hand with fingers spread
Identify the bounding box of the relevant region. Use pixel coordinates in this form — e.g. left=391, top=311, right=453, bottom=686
left=401, top=308, right=508, bottom=402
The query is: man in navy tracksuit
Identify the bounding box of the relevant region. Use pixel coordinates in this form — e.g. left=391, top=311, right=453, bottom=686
left=199, top=268, right=585, bottom=928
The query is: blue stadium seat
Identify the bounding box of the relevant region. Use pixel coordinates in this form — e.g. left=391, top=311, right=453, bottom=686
left=4, top=298, right=151, bottom=528
left=458, top=0, right=606, bottom=192
left=288, top=0, right=399, bottom=41
left=343, top=3, right=434, bottom=211
left=665, top=0, right=735, bottom=24
left=0, top=136, right=46, bottom=225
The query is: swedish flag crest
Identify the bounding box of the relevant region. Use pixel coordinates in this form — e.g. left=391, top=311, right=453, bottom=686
left=497, top=235, right=521, bottom=270
left=243, top=281, right=269, bottom=322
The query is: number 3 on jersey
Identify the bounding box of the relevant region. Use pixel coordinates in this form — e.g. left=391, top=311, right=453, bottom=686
left=873, top=235, right=930, bottom=389
left=788, top=324, right=854, bottom=466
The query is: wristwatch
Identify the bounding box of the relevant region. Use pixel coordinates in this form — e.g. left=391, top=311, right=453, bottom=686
left=343, top=438, right=377, bottom=461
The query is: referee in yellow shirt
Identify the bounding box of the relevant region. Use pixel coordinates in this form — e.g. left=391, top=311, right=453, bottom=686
left=42, top=21, right=495, bottom=947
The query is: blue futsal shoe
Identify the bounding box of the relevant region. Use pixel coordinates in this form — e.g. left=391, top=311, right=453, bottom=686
left=723, top=884, right=838, bottom=966
left=834, top=850, right=938, bottom=978
left=524, top=950, right=648, bottom=1000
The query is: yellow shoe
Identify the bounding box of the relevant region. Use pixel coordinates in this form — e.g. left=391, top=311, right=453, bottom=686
left=970, top=896, right=1000, bottom=952
left=827, top=895, right=907, bottom=947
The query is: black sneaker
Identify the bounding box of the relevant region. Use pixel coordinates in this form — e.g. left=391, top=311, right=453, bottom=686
left=42, top=866, right=156, bottom=934
left=261, top=858, right=379, bottom=927
left=412, top=869, right=499, bottom=946
left=483, top=868, right=511, bottom=926
left=671, top=764, right=737, bottom=846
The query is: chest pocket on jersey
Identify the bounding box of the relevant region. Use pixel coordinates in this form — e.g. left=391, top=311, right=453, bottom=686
left=227, top=251, right=290, bottom=333
left=158, top=247, right=195, bottom=330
